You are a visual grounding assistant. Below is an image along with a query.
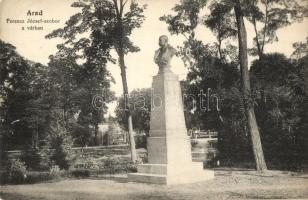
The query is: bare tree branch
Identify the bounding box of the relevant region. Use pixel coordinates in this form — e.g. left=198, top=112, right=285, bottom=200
left=120, top=0, right=129, bottom=16
left=113, top=0, right=120, bottom=17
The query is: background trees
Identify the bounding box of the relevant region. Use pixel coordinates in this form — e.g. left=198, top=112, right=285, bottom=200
left=161, top=0, right=307, bottom=170
left=45, top=0, right=146, bottom=163
left=0, top=40, right=51, bottom=151
left=115, top=88, right=151, bottom=134
left=1, top=0, right=307, bottom=172
left=233, top=0, right=267, bottom=171
left=203, top=2, right=237, bottom=60
left=246, top=0, right=308, bottom=59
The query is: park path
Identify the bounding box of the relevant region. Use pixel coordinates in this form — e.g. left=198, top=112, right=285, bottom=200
left=1, top=170, right=308, bottom=200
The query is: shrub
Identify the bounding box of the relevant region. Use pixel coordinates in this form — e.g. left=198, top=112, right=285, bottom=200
left=40, top=120, right=74, bottom=170
left=0, top=171, right=9, bottom=184
left=126, top=163, right=138, bottom=172
left=0, top=161, right=68, bottom=185
left=73, top=157, right=101, bottom=171
left=70, top=169, right=90, bottom=178
left=49, top=165, right=62, bottom=178
left=20, top=149, right=42, bottom=171
left=7, top=159, right=27, bottom=184
left=24, top=171, right=54, bottom=184
left=0, top=150, right=9, bottom=170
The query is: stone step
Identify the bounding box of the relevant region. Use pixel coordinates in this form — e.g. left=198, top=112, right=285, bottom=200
left=138, top=164, right=167, bottom=175
left=128, top=169, right=214, bottom=185
left=137, top=162, right=205, bottom=175
left=128, top=173, right=167, bottom=184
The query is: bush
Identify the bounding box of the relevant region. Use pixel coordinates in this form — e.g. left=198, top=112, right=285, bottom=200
left=73, top=158, right=101, bottom=171
left=20, top=149, right=42, bottom=171
left=126, top=163, right=138, bottom=172
left=24, top=171, right=54, bottom=184
left=49, top=165, right=63, bottom=178
left=70, top=169, right=90, bottom=178
left=0, top=161, right=67, bottom=185
left=0, top=150, right=9, bottom=170
left=8, top=159, right=27, bottom=184
left=50, top=148, right=71, bottom=170
left=21, top=166, right=66, bottom=184
left=40, top=120, right=74, bottom=170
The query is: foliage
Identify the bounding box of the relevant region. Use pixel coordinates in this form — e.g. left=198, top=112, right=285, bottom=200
left=47, top=44, right=115, bottom=147
left=291, top=37, right=308, bottom=59
left=160, top=0, right=267, bottom=165
left=115, top=88, right=151, bottom=133
left=20, top=149, right=42, bottom=171
left=160, top=0, right=207, bottom=36
left=70, top=168, right=90, bottom=178
left=0, top=40, right=50, bottom=150
left=73, top=156, right=101, bottom=171
left=0, top=36, right=107, bottom=153
left=24, top=171, right=59, bottom=184
left=40, top=117, right=74, bottom=170
left=288, top=54, right=308, bottom=167
left=250, top=53, right=308, bottom=169
left=0, top=165, right=64, bottom=185
left=49, top=165, right=62, bottom=177
left=203, top=2, right=237, bottom=59
left=160, top=0, right=238, bottom=66
left=5, top=158, right=27, bottom=184
left=161, top=1, right=249, bottom=159
left=181, top=54, right=250, bottom=159
left=45, top=0, right=146, bottom=163
left=245, top=0, right=308, bottom=58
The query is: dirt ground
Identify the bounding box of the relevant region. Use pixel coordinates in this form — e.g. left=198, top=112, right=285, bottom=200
left=1, top=169, right=308, bottom=200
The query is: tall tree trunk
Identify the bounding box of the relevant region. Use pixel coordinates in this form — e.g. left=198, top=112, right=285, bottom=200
left=261, top=1, right=269, bottom=56
left=218, top=38, right=222, bottom=60
left=234, top=2, right=267, bottom=171
left=113, top=0, right=137, bottom=164
left=251, top=0, right=263, bottom=60
left=118, top=51, right=137, bottom=164
left=252, top=17, right=263, bottom=59
left=94, top=123, right=98, bottom=146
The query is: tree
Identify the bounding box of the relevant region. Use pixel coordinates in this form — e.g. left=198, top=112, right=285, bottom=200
left=233, top=0, right=267, bottom=171
left=161, top=0, right=267, bottom=169
left=160, top=0, right=253, bottom=163
left=289, top=46, right=308, bottom=167
left=160, top=0, right=238, bottom=65
left=115, top=88, right=151, bottom=134
left=250, top=52, right=308, bottom=169
left=0, top=40, right=51, bottom=150
left=46, top=0, right=146, bottom=163
left=40, top=111, right=74, bottom=170
left=111, top=0, right=146, bottom=163
left=203, top=2, right=237, bottom=60
left=291, top=37, right=308, bottom=59
left=250, top=54, right=294, bottom=168
left=247, top=0, right=308, bottom=59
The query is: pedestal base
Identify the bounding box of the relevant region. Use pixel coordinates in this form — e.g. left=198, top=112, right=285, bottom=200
left=128, top=162, right=214, bottom=185
left=128, top=71, right=214, bottom=185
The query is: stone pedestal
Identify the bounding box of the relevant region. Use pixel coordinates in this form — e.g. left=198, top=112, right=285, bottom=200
left=128, top=70, right=214, bottom=185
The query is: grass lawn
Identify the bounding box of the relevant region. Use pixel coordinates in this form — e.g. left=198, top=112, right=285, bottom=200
left=1, top=169, right=308, bottom=200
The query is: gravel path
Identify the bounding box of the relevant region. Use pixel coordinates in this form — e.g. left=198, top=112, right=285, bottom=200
left=1, top=170, right=308, bottom=200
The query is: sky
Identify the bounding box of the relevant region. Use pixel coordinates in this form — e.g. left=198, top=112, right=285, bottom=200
left=1, top=0, right=307, bottom=115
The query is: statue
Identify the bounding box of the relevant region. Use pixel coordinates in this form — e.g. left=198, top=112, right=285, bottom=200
left=128, top=35, right=214, bottom=185
left=154, top=35, right=176, bottom=73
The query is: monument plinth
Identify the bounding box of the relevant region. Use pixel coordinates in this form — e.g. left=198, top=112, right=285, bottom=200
left=128, top=36, right=214, bottom=185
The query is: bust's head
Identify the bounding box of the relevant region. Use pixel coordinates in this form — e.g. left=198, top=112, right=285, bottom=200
left=158, top=35, right=168, bottom=48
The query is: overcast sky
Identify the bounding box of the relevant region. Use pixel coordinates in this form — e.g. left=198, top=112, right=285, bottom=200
left=1, top=0, right=307, bottom=115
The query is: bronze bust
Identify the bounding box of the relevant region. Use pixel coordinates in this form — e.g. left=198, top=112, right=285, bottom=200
left=154, top=35, right=176, bottom=73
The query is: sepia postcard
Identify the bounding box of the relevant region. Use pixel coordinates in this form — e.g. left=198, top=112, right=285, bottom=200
left=0, top=0, right=307, bottom=199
